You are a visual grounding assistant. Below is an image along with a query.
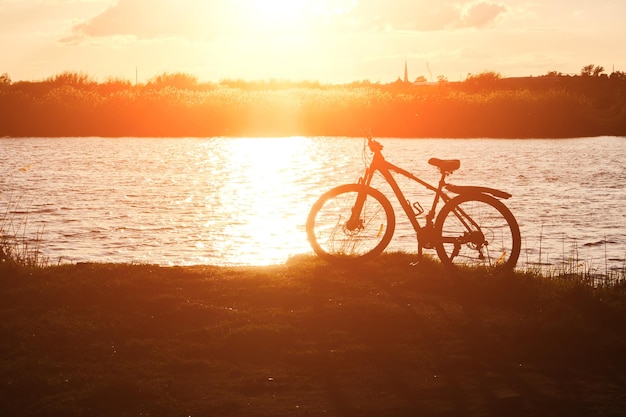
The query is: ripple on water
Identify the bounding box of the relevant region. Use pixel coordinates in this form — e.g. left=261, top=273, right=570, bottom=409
left=1, top=136, right=625, bottom=268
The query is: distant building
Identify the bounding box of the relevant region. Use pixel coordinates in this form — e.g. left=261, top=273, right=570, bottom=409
left=397, top=61, right=438, bottom=86
left=404, top=60, right=409, bottom=83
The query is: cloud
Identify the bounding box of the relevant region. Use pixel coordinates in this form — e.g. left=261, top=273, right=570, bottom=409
left=66, top=0, right=508, bottom=43
left=459, top=1, right=507, bottom=28
left=69, top=0, right=228, bottom=40
left=1, top=0, right=113, bottom=38
left=349, top=0, right=507, bottom=31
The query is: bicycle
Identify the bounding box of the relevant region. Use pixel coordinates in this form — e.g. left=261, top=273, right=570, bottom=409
left=306, top=137, right=521, bottom=270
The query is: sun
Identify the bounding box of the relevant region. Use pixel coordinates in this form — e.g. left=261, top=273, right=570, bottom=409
left=256, top=0, right=310, bottom=25
left=200, top=0, right=355, bottom=79
left=240, top=0, right=317, bottom=34
left=217, top=0, right=356, bottom=39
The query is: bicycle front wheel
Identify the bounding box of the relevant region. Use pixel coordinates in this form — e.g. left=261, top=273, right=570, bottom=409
left=434, top=193, right=520, bottom=271
left=306, top=184, right=395, bottom=263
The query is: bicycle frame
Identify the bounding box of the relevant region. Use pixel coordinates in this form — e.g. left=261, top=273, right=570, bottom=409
left=350, top=138, right=516, bottom=258
left=308, top=137, right=520, bottom=268
left=351, top=139, right=453, bottom=249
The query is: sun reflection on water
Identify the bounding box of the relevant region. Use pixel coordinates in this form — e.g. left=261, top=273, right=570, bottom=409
left=198, top=137, right=318, bottom=265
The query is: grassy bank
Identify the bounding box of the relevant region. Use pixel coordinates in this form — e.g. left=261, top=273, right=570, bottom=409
left=1, top=254, right=625, bottom=416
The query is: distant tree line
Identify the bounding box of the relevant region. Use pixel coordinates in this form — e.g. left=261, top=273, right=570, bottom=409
left=1, top=65, right=625, bottom=138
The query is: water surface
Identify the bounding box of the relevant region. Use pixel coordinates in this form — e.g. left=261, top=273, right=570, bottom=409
left=1, top=136, right=624, bottom=273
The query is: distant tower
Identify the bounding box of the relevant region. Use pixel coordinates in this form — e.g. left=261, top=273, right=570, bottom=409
left=404, top=60, right=409, bottom=83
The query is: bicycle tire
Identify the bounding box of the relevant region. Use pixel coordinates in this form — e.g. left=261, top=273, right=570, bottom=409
left=306, top=184, right=395, bottom=263
left=434, top=193, right=521, bottom=271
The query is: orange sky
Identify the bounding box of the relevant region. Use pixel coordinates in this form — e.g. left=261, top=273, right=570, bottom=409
left=1, top=0, right=625, bottom=84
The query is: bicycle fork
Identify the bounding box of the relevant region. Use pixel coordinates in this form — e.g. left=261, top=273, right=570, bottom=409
left=347, top=168, right=376, bottom=232
left=346, top=204, right=365, bottom=232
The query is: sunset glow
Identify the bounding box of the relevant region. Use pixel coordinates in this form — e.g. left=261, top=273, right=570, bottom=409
left=1, top=1, right=626, bottom=83
left=247, top=0, right=313, bottom=29
left=211, top=137, right=317, bottom=265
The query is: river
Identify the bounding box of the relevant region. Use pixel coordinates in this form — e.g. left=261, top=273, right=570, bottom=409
left=1, top=136, right=625, bottom=274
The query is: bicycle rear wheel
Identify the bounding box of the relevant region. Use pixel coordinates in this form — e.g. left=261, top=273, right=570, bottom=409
left=306, top=184, right=395, bottom=263
left=434, top=193, right=520, bottom=271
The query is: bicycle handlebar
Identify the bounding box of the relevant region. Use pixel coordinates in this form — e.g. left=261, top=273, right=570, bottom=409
left=367, top=137, right=384, bottom=153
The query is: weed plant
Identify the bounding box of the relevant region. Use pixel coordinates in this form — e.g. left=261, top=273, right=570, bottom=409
left=0, top=169, right=48, bottom=271
left=521, top=233, right=626, bottom=287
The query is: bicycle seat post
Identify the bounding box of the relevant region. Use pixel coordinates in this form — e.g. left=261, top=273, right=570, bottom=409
left=436, top=170, right=449, bottom=192
left=428, top=158, right=460, bottom=191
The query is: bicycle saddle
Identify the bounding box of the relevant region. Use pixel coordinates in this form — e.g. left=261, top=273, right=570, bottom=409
left=428, top=158, right=460, bottom=173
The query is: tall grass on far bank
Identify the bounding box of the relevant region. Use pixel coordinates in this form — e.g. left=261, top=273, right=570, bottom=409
left=2, top=70, right=626, bottom=138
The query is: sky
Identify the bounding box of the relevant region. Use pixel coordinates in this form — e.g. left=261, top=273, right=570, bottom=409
left=1, top=0, right=625, bottom=84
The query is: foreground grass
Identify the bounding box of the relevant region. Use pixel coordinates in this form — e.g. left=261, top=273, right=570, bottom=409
left=1, top=254, right=625, bottom=417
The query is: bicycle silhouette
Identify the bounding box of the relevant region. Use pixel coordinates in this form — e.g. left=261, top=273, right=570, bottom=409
left=306, top=137, right=521, bottom=270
